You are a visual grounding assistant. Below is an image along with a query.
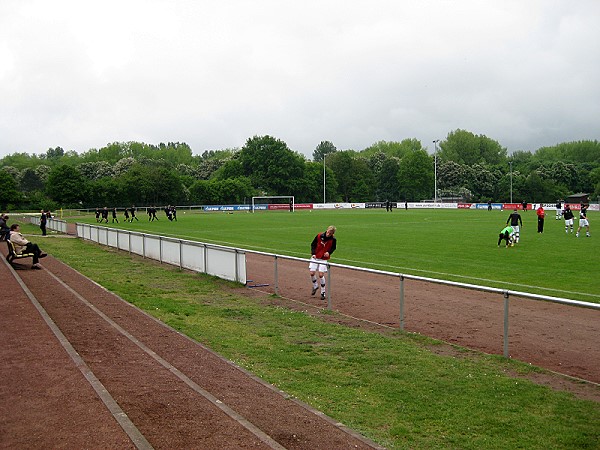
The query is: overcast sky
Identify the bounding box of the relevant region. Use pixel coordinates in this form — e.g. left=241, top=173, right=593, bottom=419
left=1, top=0, right=599, bottom=160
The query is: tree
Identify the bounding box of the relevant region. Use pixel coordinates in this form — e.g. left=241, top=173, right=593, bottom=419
left=113, top=157, right=136, bottom=176
left=304, top=161, right=337, bottom=203
left=327, top=151, right=375, bottom=201
left=189, top=178, right=254, bottom=204
left=0, top=170, right=21, bottom=209
left=437, top=161, right=468, bottom=192
left=397, top=150, right=433, bottom=201
left=78, top=161, right=115, bottom=180
left=35, top=165, right=51, bottom=183
left=439, top=129, right=507, bottom=165
left=19, top=168, right=44, bottom=192
left=118, top=164, right=185, bottom=205
left=465, top=164, right=501, bottom=201
left=522, top=171, right=556, bottom=202
left=328, top=151, right=355, bottom=201
left=375, top=157, right=400, bottom=201
left=45, top=146, right=65, bottom=160
left=212, top=159, right=244, bottom=180
left=312, top=141, right=337, bottom=162
left=238, top=135, right=306, bottom=195
left=534, top=140, right=600, bottom=164
left=86, top=177, right=125, bottom=207
left=46, top=165, right=88, bottom=206
left=349, top=158, right=375, bottom=201
left=361, top=139, right=424, bottom=159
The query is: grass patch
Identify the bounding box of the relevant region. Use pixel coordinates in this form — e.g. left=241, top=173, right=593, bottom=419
left=36, top=234, right=600, bottom=449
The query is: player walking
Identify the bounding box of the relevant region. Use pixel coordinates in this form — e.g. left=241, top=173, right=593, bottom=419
left=576, top=204, right=591, bottom=238
left=506, top=209, right=523, bottom=243
left=563, top=205, right=575, bottom=233
left=536, top=204, right=545, bottom=233
left=130, top=205, right=139, bottom=222
left=309, top=226, right=337, bottom=300
left=555, top=200, right=562, bottom=220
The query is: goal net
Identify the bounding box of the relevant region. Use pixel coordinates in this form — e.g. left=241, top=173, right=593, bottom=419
left=251, top=196, right=295, bottom=213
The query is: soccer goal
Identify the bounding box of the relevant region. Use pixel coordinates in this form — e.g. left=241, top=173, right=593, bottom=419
left=251, top=196, right=295, bottom=213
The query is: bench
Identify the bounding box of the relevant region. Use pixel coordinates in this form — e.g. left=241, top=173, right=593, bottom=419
left=6, top=239, right=35, bottom=266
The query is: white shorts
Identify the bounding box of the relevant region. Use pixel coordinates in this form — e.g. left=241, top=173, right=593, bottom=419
left=579, top=219, right=589, bottom=227
left=309, top=257, right=328, bottom=273
left=565, top=218, right=574, bottom=226
left=512, top=225, right=520, bottom=234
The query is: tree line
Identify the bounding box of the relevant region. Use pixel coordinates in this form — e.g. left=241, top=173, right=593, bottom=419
left=1, top=130, right=599, bottom=211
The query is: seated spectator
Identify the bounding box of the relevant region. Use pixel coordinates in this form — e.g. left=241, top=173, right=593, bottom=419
left=8, top=223, right=47, bottom=269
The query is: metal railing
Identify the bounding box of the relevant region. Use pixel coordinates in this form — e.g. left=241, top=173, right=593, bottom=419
left=75, top=223, right=246, bottom=284
left=245, top=249, right=600, bottom=359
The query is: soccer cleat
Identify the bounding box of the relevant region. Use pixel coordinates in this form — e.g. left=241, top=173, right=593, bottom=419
left=321, top=292, right=326, bottom=300
left=576, top=233, right=579, bottom=238
left=39, top=253, right=47, bottom=258
left=311, top=287, right=317, bottom=296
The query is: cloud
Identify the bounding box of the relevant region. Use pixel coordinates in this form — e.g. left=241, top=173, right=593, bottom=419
left=1, top=0, right=599, bottom=159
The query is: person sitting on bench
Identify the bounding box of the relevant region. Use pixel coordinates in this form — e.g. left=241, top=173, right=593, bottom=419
left=8, top=224, right=47, bottom=269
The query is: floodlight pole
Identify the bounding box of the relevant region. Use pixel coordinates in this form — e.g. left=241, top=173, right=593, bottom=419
left=509, top=160, right=513, bottom=203
left=323, top=154, right=327, bottom=204
left=433, top=140, right=440, bottom=204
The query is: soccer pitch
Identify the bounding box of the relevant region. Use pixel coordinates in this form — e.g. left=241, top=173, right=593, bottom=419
left=77, top=208, right=599, bottom=303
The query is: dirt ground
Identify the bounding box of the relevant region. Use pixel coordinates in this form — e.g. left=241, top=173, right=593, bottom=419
left=245, top=253, right=600, bottom=387
left=2, top=234, right=599, bottom=449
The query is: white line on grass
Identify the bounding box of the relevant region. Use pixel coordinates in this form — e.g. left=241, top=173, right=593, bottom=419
left=337, top=258, right=600, bottom=299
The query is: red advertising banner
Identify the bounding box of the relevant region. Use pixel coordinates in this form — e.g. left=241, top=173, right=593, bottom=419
left=268, top=203, right=313, bottom=210
left=457, top=203, right=472, bottom=209
left=503, top=203, right=529, bottom=210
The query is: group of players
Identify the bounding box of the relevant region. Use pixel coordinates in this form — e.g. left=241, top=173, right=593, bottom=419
left=95, top=205, right=178, bottom=224
left=498, top=202, right=591, bottom=247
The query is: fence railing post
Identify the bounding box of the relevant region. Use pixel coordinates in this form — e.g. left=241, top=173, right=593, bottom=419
left=274, top=255, right=279, bottom=296
left=399, top=274, right=405, bottom=331
left=327, top=264, right=331, bottom=310
left=159, top=236, right=163, bottom=263
left=179, top=240, right=183, bottom=270
left=503, top=291, right=510, bottom=358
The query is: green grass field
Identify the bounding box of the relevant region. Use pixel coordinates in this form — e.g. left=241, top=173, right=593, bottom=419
left=71, top=208, right=599, bottom=303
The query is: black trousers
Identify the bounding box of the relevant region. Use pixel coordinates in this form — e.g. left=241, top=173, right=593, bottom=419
left=25, top=242, right=42, bottom=264
left=537, top=217, right=544, bottom=233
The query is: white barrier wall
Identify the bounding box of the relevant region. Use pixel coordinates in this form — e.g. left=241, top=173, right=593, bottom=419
left=76, top=223, right=246, bottom=284
left=30, top=216, right=68, bottom=233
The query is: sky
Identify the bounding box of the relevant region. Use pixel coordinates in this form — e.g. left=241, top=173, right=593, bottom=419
left=1, top=0, right=599, bottom=160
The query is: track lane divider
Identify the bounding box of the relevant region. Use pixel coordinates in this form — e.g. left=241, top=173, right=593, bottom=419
left=44, top=268, right=287, bottom=450
left=2, top=258, right=154, bottom=450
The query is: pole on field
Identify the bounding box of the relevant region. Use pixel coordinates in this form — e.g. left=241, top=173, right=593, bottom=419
left=327, top=265, right=331, bottom=310
left=274, top=255, right=279, bottom=296
left=433, top=140, right=440, bottom=204
left=503, top=291, right=510, bottom=358
left=323, top=154, right=326, bottom=204
left=399, top=275, right=405, bottom=330
left=509, top=160, right=513, bottom=204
